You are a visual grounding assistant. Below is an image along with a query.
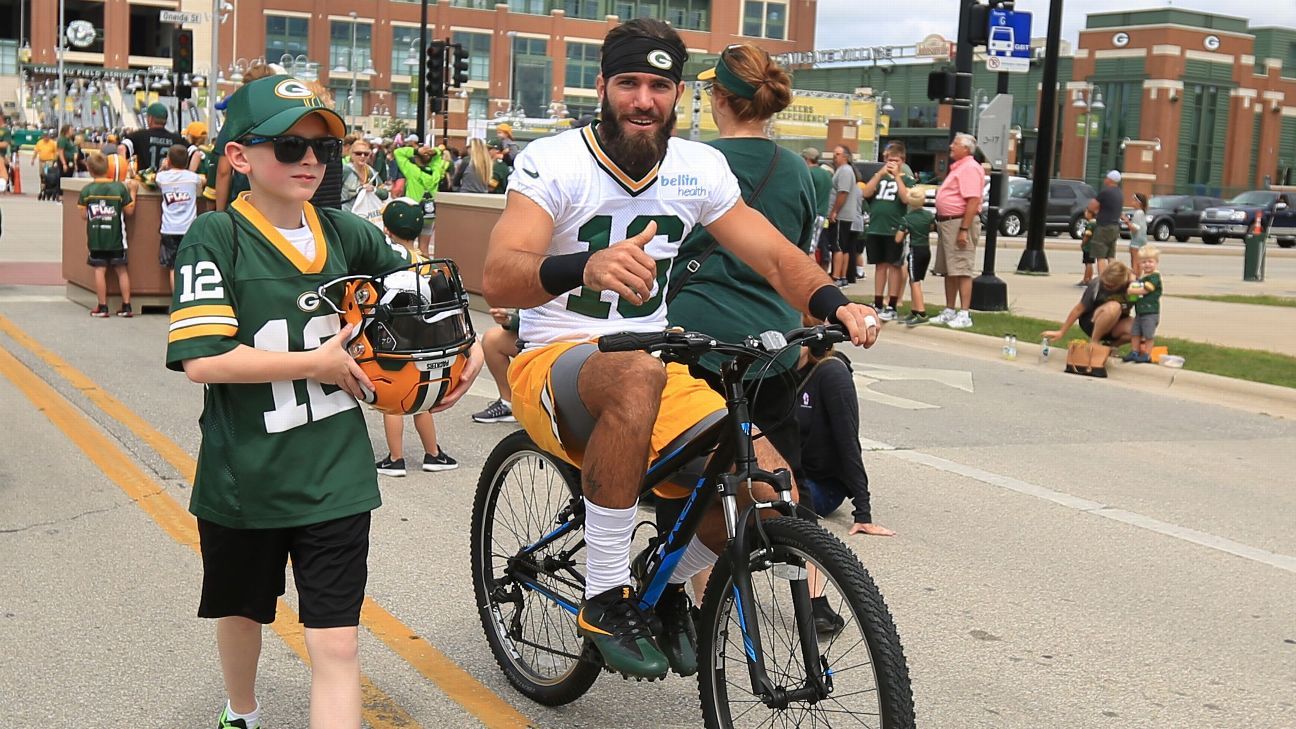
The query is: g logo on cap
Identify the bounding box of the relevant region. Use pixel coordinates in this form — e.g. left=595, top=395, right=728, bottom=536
left=275, top=79, right=317, bottom=101
left=647, top=50, right=673, bottom=70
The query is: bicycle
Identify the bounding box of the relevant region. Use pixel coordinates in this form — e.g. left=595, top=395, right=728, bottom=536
left=470, top=324, right=915, bottom=727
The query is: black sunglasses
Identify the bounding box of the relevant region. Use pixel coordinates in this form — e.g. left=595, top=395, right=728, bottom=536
left=241, top=135, right=343, bottom=164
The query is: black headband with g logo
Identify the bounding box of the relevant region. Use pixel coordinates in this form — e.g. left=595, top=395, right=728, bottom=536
left=601, top=34, right=687, bottom=84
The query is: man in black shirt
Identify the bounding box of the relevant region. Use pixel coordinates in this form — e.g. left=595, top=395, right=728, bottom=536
left=125, top=103, right=183, bottom=173
left=1086, top=170, right=1129, bottom=275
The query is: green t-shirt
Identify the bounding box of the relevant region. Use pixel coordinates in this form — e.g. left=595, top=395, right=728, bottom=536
left=903, top=208, right=936, bottom=247
left=668, top=139, right=816, bottom=376
left=809, top=164, right=833, bottom=217
left=79, top=181, right=132, bottom=253
left=865, top=173, right=917, bottom=236
left=1135, top=272, right=1162, bottom=315
left=491, top=160, right=511, bottom=193
left=165, top=199, right=408, bottom=529
left=58, top=137, right=79, bottom=164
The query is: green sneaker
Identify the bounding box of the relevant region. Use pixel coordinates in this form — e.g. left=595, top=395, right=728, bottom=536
left=217, top=708, right=260, bottom=729
left=654, top=583, right=699, bottom=676
left=578, top=586, right=669, bottom=679
left=902, top=312, right=929, bottom=328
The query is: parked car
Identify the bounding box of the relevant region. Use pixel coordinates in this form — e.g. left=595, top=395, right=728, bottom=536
left=1199, top=191, right=1296, bottom=247
left=1119, top=194, right=1225, bottom=242
left=988, top=177, right=1097, bottom=238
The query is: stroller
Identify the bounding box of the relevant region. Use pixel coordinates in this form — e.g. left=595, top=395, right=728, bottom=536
left=39, top=163, right=61, bottom=201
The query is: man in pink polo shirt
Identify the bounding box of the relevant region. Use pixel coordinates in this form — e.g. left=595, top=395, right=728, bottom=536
left=931, top=133, right=986, bottom=329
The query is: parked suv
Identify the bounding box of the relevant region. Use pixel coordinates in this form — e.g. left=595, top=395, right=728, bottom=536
left=1120, top=194, right=1224, bottom=242
left=991, top=177, right=1097, bottom=238
left=1199, top=191, right=1296, bottom=247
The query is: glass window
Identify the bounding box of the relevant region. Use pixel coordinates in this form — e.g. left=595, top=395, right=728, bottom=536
left=563, top=95, right=600, bottom=120
left=451, top=31, right=492, bottom=82
left=566, top=42, right=600, bottom=90
left=266, top=16, right=310, bottom=63
left=391, top=27, right=422, bottom=77
left=450, top=0, right=496, bottom=7
left=742, top=1, right=785, bottom=39
left=664, top=0, right=709, bottom=30
left=1184, top=83, right=1219, bottom=186
left=0, top=40, right=17, bottom=76
left=512, top=37, right=551, bottom=118
left=330, top=21, right=373, bottom=74
left=509, top=0, right=548, bottom=14
left=563, top=0, right=600, bottom=20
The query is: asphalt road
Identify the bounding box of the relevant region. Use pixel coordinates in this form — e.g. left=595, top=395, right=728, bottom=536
left=1, top=300, right=1294, bottom=729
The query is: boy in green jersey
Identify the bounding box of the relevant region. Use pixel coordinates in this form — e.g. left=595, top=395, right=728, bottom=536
left=165, top=75, right=482, bottom=729
left=859, top=142, right=916, bottom=319
left=78, top=151, right=136, bottom=317
left=1124, top=246, right=1163, bottom=363
left=1079, top=208, right=1097, bottom=287
left=899, top=189, right=936, bottom=327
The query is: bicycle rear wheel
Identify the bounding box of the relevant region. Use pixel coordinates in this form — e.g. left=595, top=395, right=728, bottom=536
left=697, top=517, right=915, bottom=728
left=470, top=430, right=600, bottom=706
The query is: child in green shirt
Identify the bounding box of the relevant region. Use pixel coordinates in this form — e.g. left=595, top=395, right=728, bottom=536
left=899, top=189, right=936, bottom=327
left=1124, top=246, right=1163, bottom=363
left=1079, top=208, right=1097, bottom=287
left=78, top=151, right=136, bottom=317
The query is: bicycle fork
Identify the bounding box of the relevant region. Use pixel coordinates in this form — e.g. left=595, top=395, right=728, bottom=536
left=720, top=471, right=832, bottom=708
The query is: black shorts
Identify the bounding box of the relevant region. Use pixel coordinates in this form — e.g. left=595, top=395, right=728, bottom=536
left=159, top=234, right=184, bottom=268
left=908, top=246, right=931, bottom=282
left=823, top=221, right=855, bottom=254
left=87, top=250, right=127, bottom=267
left=865, top=234, right=904, bottom=266
left=197, top=512, right=372, bottom=628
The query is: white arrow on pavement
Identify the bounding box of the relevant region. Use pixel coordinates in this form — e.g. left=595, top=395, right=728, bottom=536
left=852, top=363, right=975, bottom=410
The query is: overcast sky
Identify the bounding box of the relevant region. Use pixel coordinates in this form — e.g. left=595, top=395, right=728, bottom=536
left=814, top=0, right=1296, bottom=51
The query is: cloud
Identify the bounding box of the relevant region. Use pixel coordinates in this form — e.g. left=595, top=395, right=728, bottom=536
left=814, top=0, right=1296, bottom=51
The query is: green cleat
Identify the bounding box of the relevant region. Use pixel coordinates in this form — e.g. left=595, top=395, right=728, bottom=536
left=578, top=586, right=669, bottom=679
left=655, top=583, right=699, bottom=676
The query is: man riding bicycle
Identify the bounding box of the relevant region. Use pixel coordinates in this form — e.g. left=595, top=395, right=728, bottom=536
left=482, top=18, right=881, bottom=681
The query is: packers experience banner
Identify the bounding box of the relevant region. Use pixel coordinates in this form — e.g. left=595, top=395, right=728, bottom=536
left=678, top=89, right=886, bottom=141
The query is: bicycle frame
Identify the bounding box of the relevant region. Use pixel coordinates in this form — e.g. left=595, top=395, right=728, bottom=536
left=507, top=350, right=833, bottom=705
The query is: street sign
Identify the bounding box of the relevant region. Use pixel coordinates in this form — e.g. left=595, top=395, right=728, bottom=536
left=159, top=10, right=203, bottom=24
left=986, top=9, right=1032, bottom=74
left=977, top=93, right=1014, bottom=169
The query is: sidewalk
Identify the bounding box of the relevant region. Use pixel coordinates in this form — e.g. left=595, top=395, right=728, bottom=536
left=844, top=237, right=1296, bottom=357
left=3, top=193, right=1294, bottom=355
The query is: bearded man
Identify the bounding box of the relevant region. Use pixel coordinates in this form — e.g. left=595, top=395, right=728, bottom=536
left=483, top=18, right=881, bottom=680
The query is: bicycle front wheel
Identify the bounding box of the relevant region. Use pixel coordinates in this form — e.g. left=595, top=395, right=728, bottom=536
left=470, top=430, right=600, bottom=706
left=697, top=517, right=915, bottom=728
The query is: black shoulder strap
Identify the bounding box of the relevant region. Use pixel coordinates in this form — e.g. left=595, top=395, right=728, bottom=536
left=665, top=142, right=782, bottom=305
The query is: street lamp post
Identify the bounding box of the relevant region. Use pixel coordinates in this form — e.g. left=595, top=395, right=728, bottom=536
left=57, top=0, right=65, bottom=130
left=1073, top=84, right=1105, bottom=185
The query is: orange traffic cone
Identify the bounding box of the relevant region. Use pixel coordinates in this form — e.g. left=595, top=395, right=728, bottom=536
left=10, top=161, right=20, bottom=195
left=1252, top=211, right=1263, bottom=236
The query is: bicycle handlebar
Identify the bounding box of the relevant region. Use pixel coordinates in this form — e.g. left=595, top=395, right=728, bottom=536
left=597, top=325, right=848, bottom=356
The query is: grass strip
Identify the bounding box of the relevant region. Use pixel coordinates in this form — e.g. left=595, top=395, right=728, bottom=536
left=1170, top=294, right=1296, bottom=309
left=854, top=299, right=1296, bottom=389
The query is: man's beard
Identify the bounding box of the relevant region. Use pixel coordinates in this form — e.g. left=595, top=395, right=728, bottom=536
left=599, top=96, right=675, bottom=179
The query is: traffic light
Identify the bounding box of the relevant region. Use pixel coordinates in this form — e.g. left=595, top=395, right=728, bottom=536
left=927, top=70, right=956, bottom=101
left=425, top=40, right=447, bottom=100
left=966, top=2, right=993, bottom=47
left=450, top=43, right=470, bottom=88
left=173, top=29, right=194, bottom=75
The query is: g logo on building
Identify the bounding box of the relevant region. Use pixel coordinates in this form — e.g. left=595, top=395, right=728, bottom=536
left=297, top=291, right=322, bottom=312
left=275, top=79, right=320, bottom=106
left=647, top=50, right=673, bottom=70
left=1112, top=32, right=1130, bottom=48
left=1203, top=35, right=1221, bottom=52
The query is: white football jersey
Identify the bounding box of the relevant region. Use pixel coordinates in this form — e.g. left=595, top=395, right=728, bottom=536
left=509, top=123, right=741, bottom=347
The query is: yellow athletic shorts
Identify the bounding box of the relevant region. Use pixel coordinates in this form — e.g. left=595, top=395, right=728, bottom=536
left=507, top=340, right=725, bottom=497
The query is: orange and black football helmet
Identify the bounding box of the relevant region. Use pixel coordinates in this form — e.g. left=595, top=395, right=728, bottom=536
left=319, top=258, right=475, bottom=415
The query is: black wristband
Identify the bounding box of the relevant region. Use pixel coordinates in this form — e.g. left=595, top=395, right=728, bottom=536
left=538, top=251, right=593, bottom=296
left=808, top=284, right=851, bottom=323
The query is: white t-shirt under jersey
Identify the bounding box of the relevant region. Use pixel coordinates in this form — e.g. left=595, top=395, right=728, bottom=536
left=155, top=168, right=204, bottom=235
left=509, top=123, right=741, bottom=347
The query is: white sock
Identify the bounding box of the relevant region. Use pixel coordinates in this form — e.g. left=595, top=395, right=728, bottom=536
left=959, top=309, right=970, bottom=317
left=583, top=500, right=638, bottom=598
left=225, top=700, right=259, bottom=727
left=500, top=398, right=511, bottom=408
left=667, top=536, right=719, bottom=584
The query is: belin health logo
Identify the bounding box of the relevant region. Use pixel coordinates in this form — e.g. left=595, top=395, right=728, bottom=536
left=658, top=172, right=706, bottom=199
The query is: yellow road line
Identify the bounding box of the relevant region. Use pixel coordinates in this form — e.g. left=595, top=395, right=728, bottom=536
left=0, top=340, right=418, bottom=728
left=0, top=314, right=534, bottom=728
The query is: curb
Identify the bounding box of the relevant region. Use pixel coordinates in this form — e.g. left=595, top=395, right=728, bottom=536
left=992, top=238, right=1296, bottom=259
left=886, top=321, right=1296, bottom=420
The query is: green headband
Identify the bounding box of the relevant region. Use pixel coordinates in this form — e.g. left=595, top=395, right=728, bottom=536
left=714, top=54, right=758, bottom=100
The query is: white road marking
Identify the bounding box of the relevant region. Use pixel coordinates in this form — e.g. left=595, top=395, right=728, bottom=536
left=879, top=445, right=1296, bottom=575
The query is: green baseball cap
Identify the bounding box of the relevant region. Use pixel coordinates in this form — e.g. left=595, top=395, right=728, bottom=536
left=382, top=198, right=425, bottom=241
left=218, top=75, right=346, bottom=144
left=146, top=102, right=169, bottom=119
